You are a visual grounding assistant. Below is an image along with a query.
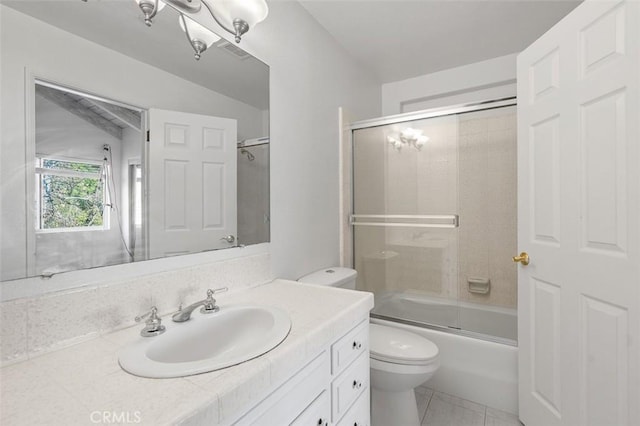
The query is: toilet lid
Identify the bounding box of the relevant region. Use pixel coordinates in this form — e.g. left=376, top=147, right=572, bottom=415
left=369, top=324, right=439, bottom=366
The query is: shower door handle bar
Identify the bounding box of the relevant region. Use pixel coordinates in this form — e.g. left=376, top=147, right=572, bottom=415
left=349, top=214, right=459, bottom=228
left=352, top=222, right=457, bottom=229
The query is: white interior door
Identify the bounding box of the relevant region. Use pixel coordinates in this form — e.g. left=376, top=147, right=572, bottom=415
left=147, top=108, right=237, bottom=258
left=517, top=1, right=639, bottom=425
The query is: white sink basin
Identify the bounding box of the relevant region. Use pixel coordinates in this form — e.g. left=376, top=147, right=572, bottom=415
left=118, top=304, right=291, bottom=378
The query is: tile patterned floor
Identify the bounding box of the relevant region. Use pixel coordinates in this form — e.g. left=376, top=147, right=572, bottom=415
left=415, top=387, right=523, bottom=426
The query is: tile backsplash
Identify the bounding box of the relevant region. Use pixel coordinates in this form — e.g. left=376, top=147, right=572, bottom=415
left=0, top=253, right=271, bottom=365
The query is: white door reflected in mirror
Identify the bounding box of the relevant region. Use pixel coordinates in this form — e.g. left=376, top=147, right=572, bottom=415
left=147, top=108, right=237, bottom=259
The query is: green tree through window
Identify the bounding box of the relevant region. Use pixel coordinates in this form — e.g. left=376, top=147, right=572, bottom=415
left=37, top=158, right=106, bottom=230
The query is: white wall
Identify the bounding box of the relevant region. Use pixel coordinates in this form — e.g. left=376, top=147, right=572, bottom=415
left=381, top=53, right=517, bottom=116
left=231, top=2, right=382, bottom=279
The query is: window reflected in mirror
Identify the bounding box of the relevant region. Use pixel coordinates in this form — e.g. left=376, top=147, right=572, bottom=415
left=33, top=82, right=142, bottom=275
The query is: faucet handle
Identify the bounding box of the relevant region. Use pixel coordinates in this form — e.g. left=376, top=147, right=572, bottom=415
left=206, top=287, right=228, bottom=298
left=135, top=306, right=158, bottom=323
left=135, top=306, right=166, bottom=337
left=202, top=287, right=228, bottom=313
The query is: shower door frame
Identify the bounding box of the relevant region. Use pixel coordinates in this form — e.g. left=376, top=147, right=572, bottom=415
left=348, top=96, right=518, bottom=346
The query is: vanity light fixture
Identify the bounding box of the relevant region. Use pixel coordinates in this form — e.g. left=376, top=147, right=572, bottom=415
left=179, top=15, right=222, bottom=60
left=137, top=0, right=268, bottom=45
left=387, top=128, right=430, bottom=152
left=135, top=0, right=166, bottom=27
left=199, top=0, right=269, bottom=43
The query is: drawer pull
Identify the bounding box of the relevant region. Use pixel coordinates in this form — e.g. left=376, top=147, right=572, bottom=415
left=352, top=341, right=362, bottom=350
left=317, top=418, right=327, bottom=426
left=352, top=379, right=363, bottom=389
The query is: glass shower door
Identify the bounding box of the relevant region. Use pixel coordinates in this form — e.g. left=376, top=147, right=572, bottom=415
left=352, top=113, right=461, bottom=331
left=352, top=101, right=518, bottom=344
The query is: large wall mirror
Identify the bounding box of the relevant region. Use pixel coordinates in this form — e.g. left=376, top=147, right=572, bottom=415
left=0, top=1, right=270, bottom=282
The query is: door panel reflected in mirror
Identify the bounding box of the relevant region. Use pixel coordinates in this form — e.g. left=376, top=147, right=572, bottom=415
left=0, top=1, right=269, bottom=282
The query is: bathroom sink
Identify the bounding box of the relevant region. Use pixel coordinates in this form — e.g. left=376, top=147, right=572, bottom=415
left=118, top=304, right=291, bottom=378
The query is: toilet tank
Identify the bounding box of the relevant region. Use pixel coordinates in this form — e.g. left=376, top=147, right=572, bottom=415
left=298, top=267, right=357, bottom=290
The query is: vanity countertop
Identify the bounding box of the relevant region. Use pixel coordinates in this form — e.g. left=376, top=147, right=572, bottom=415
left=0, top=279, right=373, bottom=425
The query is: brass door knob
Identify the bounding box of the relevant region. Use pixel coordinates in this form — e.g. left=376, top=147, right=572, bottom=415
left=513, top=252, right=530, bottom=266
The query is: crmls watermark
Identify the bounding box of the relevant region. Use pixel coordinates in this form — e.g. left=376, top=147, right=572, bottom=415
left=90, top=411, right=142, bottom=424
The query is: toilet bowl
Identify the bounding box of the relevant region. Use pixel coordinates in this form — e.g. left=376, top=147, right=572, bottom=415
left=369, top=323, right=439, bottom=426
left=297, top=267, right=440, bottom=426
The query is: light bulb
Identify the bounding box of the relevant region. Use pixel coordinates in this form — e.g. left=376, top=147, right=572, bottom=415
left=208, top=0, right=269, bottom=28
left=179, top=15, right=222, bottom=60
left=400, top=127, right=422, bottom=142
left=414, top=135, right=429, bottom=150
left=387, top=136, right=403, bottom=151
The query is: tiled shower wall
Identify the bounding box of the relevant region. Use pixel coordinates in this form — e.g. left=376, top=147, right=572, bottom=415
left=0, top=253, right=271, bottom=366
left=350, top=106, right=517, bottom=309
left=458, top=109, right=517, bottom=308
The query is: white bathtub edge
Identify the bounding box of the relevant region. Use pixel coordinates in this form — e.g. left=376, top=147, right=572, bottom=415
left=371, top=317, right=519, bottom=415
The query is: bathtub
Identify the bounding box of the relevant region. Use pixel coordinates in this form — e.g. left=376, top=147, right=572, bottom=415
left=371, top=293, right=519, bottom=415
left=373, top=292, right=517, bottom=344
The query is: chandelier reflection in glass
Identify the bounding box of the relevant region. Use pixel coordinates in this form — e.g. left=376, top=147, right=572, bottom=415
left=387, top=128, right=429, bottom=152
left=134, top=0, right=268, bottom=60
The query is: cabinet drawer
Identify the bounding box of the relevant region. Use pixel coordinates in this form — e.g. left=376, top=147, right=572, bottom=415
left=331, top=320, right=368, bottom=375
left=239, top=351, right=330, bottom=425
left=331, top=352, right=369, bottom=422
left=290, top=391, right=330, bottom=426
left=336, top=390, right=370, bottom=426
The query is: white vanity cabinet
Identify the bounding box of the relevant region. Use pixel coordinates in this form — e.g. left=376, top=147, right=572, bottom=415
left=234, top=319, right=370, bottom=426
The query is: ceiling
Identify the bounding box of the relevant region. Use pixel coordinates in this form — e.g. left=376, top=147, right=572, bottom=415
left=300, top=0, right=582, bottom=83
left=6, top=1, right=582, bottom=101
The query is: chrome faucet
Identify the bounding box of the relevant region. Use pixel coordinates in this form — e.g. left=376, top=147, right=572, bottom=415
left=172, top=287, right=228, bottom=322
left=135, top=306, right=166, bottom=337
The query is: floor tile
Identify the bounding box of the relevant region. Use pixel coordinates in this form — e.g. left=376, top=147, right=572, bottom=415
left=485, top=407, right=520, bottom=422
left=485, top=415, right=523, bottom=426
left=415, top=386, right=434, bottom=422
left=422, top=393, right=485, bottom=426
left=485, top=407, right=523, bottom=426
left=431, top=391, right=486, bottom=414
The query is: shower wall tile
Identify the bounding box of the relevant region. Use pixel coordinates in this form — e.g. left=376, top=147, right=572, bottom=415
left=459, top=112, right=517, bottom=308
left=458, top=127, right=490, bottom=303
left=387, top=148, right=419, bottom=213
left=353, top=126, right=386, bottom=213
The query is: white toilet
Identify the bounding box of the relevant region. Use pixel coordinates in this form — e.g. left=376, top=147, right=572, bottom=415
left=298, top=267, right=440, bottom=426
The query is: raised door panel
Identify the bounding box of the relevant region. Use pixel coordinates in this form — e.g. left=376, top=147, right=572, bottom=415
left=530, top=278, right=562, bottom=419
left=579, top=89, right=627, bottom=255
left=529, top=116, right=561, bottom=245
left=579, top=296, right=629, bottom=426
